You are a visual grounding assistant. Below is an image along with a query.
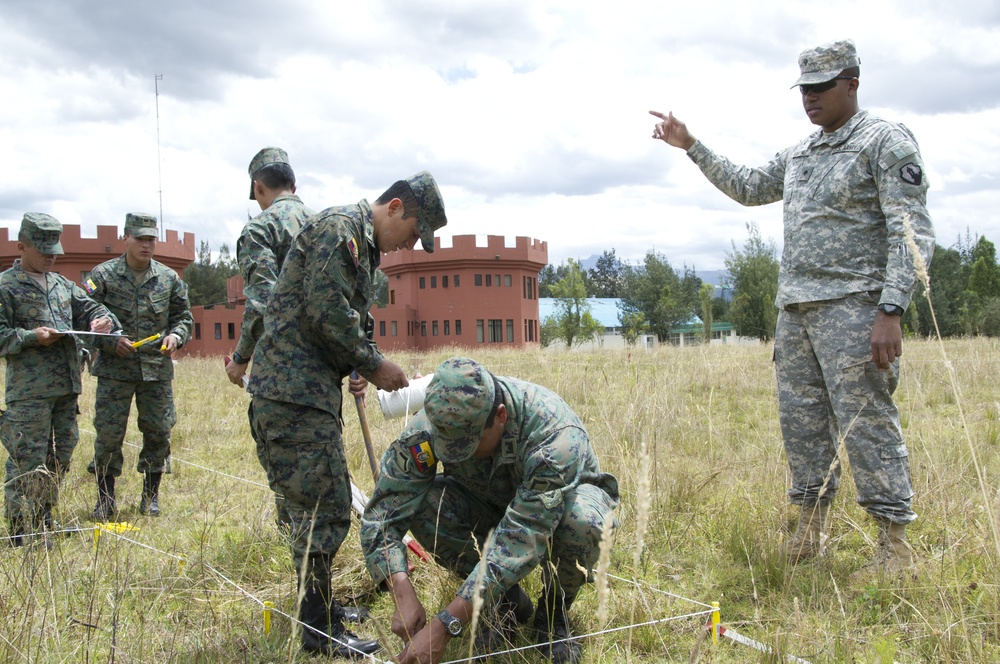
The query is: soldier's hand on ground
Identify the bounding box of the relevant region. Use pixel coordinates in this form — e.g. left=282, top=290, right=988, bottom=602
left=389, top=573, right=426, bottom=643
left=114, top=336, right=137, bottom=357
left=348, top=372, right=369, bottom=399
left=397, top=622, right=447, bottom=664
left=90, top=316, right=114, bottom=333
left=649, top=110, right=697, bottom=150
left=160, top=334, right=179, bottom=357
left=34, top=327, right=65, bottom=346
left=369, top=360, right=410, bottom=392
left=870, top=312, right=903, bottom=370
left=225, top=357, right=248, bottom=386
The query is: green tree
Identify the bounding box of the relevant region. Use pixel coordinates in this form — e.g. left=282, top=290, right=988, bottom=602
left=699, top=282, right=715, bottom=343
left=549, top=258, right=598, bottom=348
left=588, top=249, right=626, bottom=298
left=724, top=222, right=779, bottom=341
left=619, top=251, right=701, bottom=341
left=184, top=241, right=240, bottom=306
left=619, top=310, right=648, bottom=346
left=968, top=237, right=1000, bottom=299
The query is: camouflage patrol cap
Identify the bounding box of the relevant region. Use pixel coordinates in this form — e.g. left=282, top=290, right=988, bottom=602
left=19, top=212, right=64, bottom=255
left=424, top=357, right=495, bottom=463
left=248, top=147, right=289, bottom=200
left=124, top=212, right=158, bottom=238
left=404, top=171, right=448, bottom=253
left=791, top=39, right=861, bottom=87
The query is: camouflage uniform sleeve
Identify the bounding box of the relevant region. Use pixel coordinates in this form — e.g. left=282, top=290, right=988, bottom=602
left=303, top=227, right=381, bottom=376
left=687, top=140, right=787, bottom=206
left=234, top=223, right=277, bottom=360
left=361, top=420, right=438, bottom=584
left=166, top=274, right=193, bottom=345
left=71, top=281, right=117, bottom=333
left=456, top=425, right=590, bottom=603
left=82, top=266, right=119, bottom=353
left=871, top=127, right=935, bottom=310
left=0, top=285, right=38, bottom=355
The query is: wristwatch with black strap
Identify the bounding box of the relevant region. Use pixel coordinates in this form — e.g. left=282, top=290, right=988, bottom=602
left=436, top=609, right=463, bottom=637
left=231, top=351, right=250, bottom=365
left=877, top=303, right=905, bottom=316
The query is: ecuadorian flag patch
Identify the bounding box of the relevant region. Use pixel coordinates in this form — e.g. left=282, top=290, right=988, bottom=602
left=83, top=278, right=97, bottom=295
left=409, top=440, right=435, bottom=472
left=347, top=237, right=359, bottom=267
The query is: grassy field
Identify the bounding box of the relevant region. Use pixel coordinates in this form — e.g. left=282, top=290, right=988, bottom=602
left=2, top=338, right=999, bottom=663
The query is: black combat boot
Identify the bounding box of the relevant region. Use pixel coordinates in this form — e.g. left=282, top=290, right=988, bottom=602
left=473, top=583, right=533, bottom=656
left=92, top=475, right=117, bottom=521
left=139, top=472, right=162, bottom=516
left=533, top=587, right=581, bottom=664
left=298, top=555, right=379, bottom=658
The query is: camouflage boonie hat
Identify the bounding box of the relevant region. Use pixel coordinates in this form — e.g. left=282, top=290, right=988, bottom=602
left=124, top=212, right=158, bottom=238
left=791, top=39, right=860, bottom=87
left=248, top=146, right=289, bottom=200
left=404, top=171, right=448, bottom=253
left=424, top=357, right=495, bottom=463
left=20, top=212, right=64, bottom=255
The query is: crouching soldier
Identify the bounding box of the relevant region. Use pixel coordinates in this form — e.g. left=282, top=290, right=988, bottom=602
left=361, top=357, right=620, bottom=664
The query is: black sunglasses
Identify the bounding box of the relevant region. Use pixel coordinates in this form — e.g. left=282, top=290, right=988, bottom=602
left=799, top=76, right=855, bottom=95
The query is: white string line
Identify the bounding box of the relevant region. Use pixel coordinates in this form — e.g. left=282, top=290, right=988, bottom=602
left=607, top=573, right=718, bottom=610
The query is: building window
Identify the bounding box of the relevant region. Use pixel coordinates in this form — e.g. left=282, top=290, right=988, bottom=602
left=475, top=274, right=482, bottom=286
left=195, top=323, right=201, bottom=340
left=214, top=323, right=222, bottom=340
left=228, top=323, right=235, bottom=339
left=432, top=320, right=439, bottom=336
left=476, top=319, right=484, bottom=343
left=407, top=321, right=411, bottom=336
left=419, top=277, right=426, bottom=289
left=455, top=320, right=462, bottom=336
left=504, top=274, right=512, bottom=287
left=454, top=274, right=460, bottom=287
left=495, top=274, right=501, bottom=287
left=442, top=275, right=448, bottom=288
left=431, top=276, right=437, bottom=288
left=488, top=319, right=503, bottom=342
left=421, top=321, right=427, bottom=336
left=444, top=320, right=450, bottom=336
left=379, top=321, right=386, bottom=336
left=81, top=271, right=91, bottom=283
left=485, top=274, right=492, bottom=287
left=391, top=321, right=397, bottom=336
left=506, top=319, right=514, bottom=342
left=390, top=290, right=396, bottom=305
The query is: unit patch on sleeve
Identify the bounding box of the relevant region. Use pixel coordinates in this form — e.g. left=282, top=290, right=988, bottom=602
left=409, top=440, right=436, bottom=472
left=899, top=163, right=923, bottom=186
left=84, top=278, right=97, bottom=295
left=347, top=237, right=359, bottom=268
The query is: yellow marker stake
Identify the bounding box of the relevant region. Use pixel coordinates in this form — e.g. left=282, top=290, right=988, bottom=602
left=711, top=601, right=721, bottom=644
left=178, top=558, right=186, bottom=574
left=131, top=333, right=162, bottom=349
left=93, top=526, right=101, bottom=550
left=263, top=601, right=274, bottom=635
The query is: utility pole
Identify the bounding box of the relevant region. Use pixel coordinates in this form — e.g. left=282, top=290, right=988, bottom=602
left=154, top=74, right=164, bottom=241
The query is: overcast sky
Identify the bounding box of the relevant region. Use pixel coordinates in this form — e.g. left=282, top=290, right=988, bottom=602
left=1, top=0, right=998, bottom=272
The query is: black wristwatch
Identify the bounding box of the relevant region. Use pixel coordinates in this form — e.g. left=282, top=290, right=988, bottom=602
left=232, top=351, right=249, bottom=365
left=877, top=303, right=905, bottom=316
left=436, top=609, right=463, bottom=637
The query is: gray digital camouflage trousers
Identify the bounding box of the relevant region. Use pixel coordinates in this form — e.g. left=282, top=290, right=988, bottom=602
left=93, top=377, right=175, bottom=477
left=775, top=292, right=916, bottom=524
left=2, top=395, right=78, bottom=527
left=408, top=475, right=617, bottom=601
left=250, top=396, right=352, bottom=570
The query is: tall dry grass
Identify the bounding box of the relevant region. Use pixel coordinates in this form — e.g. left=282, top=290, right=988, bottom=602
left=2, top=338, right=999, bottom=662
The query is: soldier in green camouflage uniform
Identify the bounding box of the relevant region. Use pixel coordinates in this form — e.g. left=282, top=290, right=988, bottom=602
left=651, top=39, right=935, bottom=573
left=0, top=213, right=118, bottom=545
left=361, top=357, right=619, bottom=664
left=247, top=171, right=447, bottom=657
left=226, top=147, right=315, bottom=531
left=85, top=213, right=193, bottom=519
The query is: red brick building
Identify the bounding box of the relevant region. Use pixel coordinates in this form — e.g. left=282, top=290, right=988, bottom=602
left=374, top=234, right=547, bottom=351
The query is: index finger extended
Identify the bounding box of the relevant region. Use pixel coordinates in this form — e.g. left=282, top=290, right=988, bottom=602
left=648, top=110, right=669, bottom=120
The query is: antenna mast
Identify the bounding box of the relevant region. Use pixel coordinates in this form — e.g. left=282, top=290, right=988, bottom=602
left=154, top=74, right=164, bottom=241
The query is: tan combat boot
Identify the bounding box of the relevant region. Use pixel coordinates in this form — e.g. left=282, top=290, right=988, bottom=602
left=779, top=503, right=829, bottom=564
left=851, top=518, right=914, bottom=581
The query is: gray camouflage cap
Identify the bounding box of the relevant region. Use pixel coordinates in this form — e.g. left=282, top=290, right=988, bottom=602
left=404, top=171, right=448, bottom=253
left=424, top=357, right=495, bottom=463
left=124, top=212, right=158, bottom=238
left=791, top=39, right=860, bottom=87
left=19, top=212, right=64, bottom=255
left=248, top=146, right=289, bottom=200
